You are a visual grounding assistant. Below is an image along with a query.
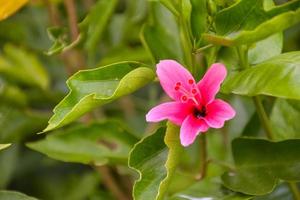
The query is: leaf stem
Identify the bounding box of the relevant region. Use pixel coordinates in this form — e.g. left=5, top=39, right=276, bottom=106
left=289, top=182, right=300, bottom=200
left=196, top=134, right=208, bottom=180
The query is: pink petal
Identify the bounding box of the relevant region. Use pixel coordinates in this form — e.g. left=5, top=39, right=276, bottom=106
left=146, top=102, right=193, bottom=125
left=204, top=99, right=236, bottom=128
left=156, top=60, right=195, bottom=101
left=197, top=63, right=227, bottom=104
left=180, top=115, right=209, bottom=147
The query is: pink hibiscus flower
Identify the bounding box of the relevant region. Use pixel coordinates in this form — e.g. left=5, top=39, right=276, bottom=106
left=146, top=60, right=236, bottom=147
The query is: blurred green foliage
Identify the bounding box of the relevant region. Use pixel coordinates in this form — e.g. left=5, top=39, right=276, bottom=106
left=0, top=0, right=300, bottom=200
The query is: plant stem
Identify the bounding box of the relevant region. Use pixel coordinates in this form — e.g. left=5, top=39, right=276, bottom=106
left=196, top=134, right=208, bottom=180
left=44, top=0, right=60, bottom=26
left=236, top=46, right=249, bottom=69
left=179, top=17, right=194, bottom=71
left=95, top=166, right=129, bottom=200
left=289, top=182, right=300, bottom=200
left=63, top=0, right=85, bottom=74
left=64, top=0, right=79, bottom=41
left=252, top=96, right=274, bottom=140
left=193, top=44, right=214, bottom=54
left=236, top=46, right=274, bottom=140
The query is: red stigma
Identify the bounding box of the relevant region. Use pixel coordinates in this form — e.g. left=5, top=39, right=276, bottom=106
left=176, top=82, right=181, bottom=86
left=181, top=96, right=188, bottom=101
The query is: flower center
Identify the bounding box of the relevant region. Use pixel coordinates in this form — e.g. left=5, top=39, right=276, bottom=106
left=193, top=106, right=207, bottom=118
left=174, top=79, right=200, bottom=105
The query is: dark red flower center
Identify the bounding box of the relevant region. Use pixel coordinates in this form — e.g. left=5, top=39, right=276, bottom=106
left=193, top=106, right=207, bottom=118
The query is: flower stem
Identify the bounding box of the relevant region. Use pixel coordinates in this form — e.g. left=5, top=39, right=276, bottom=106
left=196, top=134, right=208, bottom=180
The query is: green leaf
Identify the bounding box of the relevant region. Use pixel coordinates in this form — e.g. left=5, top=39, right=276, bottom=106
left=27, top=121, right=138, bottom=165
left=205, top=0, right=300, bottom=46
left=0, top=105, right=48, bottom=143
left=0, top=145, right=18, bottom=189
left=158, top=0, right=180, bottom=16
left=204, top=8, right=300, bottom=46
left=190, top=0, right=207, bottom=42
left=0, top=44, right=49, bottom=89
left=248, top=33, right=283, bottom=64
left=169, top=178, right=252, bottom=200
left=44, top=61, right=155, bottom=132
left=141, top=2, right=184, bottom=63
left=82, top=0, right=118, bottom=53
left=0, top=191, right=37, bottom=200
left=0, top=80, right=28, bottom=107
left=129, top=122, right=183, bottom=200
left=98, top=46, right=151, bottom=66
left=270, top=99, right=300, bottom=140
left=221, top=52, right=300, bottom=100
left=254, top=183, right=293, bottom=200
left=218, top=33, right=283, bottom=69
left=215, top=0, right=267, bottom=35
left=222, top=138, right=300, bottom=195
left=0, top=144, right=11, bottom=151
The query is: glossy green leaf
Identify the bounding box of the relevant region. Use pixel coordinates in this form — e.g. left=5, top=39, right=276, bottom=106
left=98, top=46, right=151, bottom=66
left=27, top=121, right=138, bottom=165
left=141, top=2, right=184, bottom=63
left=270, top=99, right=300, bottom=140
left=222, top=138, right=300, bottom=195
left=219, top=33, right=283, bottom=69
left=169, top=178, right=252, bottom=200
left=0, top=105, right=48, bottom=143
left=221, top=52, right=300, bottom=100
left=0, top=191, right=37, bottom=200
left=157, top=123, right=184, bottom=200
left=254, top=183, right=293, bottom=200
left=215, top=0, right=267, bottom=35
left=158, top=0, right=180, bottom=16
left=190, top=0, right=207, bottom=42
left=248, top=33, right=283, bottom=64
left=0, top=144, right=11, bottom=151
left=44, top=62, right=155, bottom=132
left=129, top=122, right=183, bottom=200
left=0, top=45, right=49, bottom=89
left=205, top=0, right=300, bottom=46
left=204, top=8, right=300, bottom=46
left=82, top=0, right=118, bottom=53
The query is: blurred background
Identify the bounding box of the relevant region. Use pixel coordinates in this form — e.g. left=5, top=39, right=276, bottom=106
left=0, top=0, right=299, bottom=199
